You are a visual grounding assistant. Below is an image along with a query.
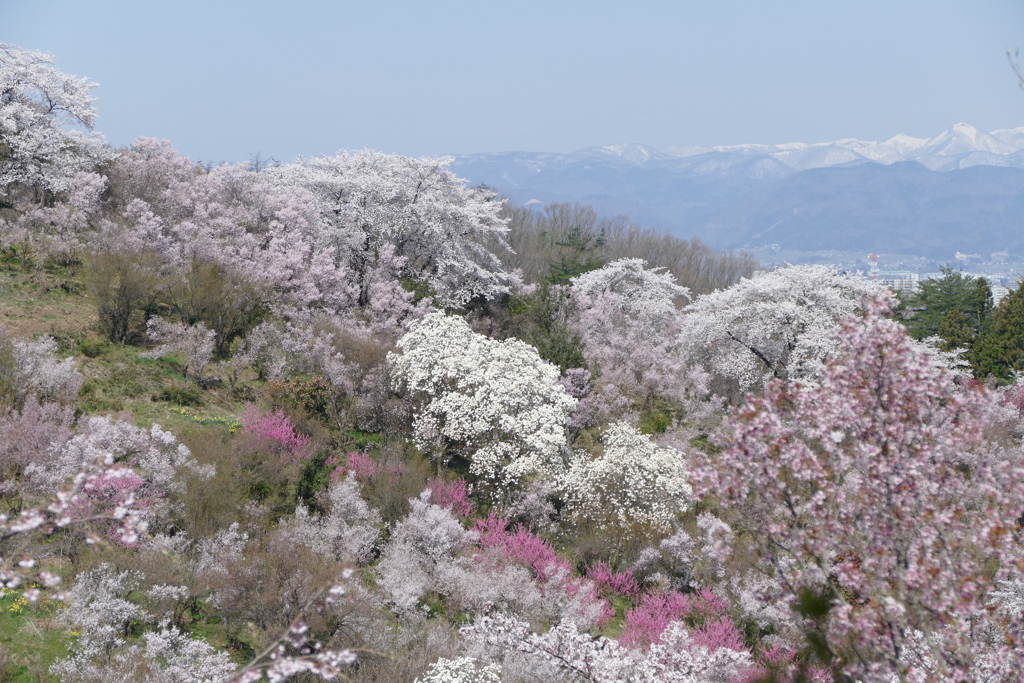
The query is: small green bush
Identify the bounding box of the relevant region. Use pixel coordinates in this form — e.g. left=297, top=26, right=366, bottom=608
left=154, top=385, right=206, bottom=407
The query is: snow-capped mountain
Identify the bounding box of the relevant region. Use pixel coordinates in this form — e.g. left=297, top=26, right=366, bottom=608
left=644, top=123, right=1024, bottom=171
left=449, top=124, right=1024, bottom=257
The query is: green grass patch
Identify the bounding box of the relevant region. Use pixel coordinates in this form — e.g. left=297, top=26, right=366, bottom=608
left=0, top=589, right=73, bottom=682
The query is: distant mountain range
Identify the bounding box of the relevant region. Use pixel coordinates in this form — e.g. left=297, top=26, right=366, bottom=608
left=450, top=124, right=1024, bottom=258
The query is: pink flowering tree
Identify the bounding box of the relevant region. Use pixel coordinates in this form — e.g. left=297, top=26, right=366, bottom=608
left=242, top=404, right=310, bottom=463
left=570, top=259, right=719, bottom=427
left=693, top=294, right=1024, bottom=680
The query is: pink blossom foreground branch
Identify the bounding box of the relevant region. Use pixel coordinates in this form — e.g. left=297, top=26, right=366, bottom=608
left=0, top=453, right=149, bottom=600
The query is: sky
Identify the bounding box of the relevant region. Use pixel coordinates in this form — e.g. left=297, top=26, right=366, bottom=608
left=3, top=0, right=1024, bottom=163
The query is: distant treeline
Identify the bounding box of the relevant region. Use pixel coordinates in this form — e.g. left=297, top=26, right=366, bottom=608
left=499, top=201, right=758, bottom=295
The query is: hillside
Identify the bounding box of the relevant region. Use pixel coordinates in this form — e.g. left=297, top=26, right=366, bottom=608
left=5, top=42, right=1024, bottom=683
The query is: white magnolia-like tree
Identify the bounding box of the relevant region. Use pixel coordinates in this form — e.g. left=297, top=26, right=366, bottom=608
left=390, top=312, right=577, bottom=489
left=678, top=264, right=883, bottom=391
left=560, top=422, right=692, bottom=533
left=270, top=151, right=512, bottom=308
left=0, top=42, right=112, bottom=197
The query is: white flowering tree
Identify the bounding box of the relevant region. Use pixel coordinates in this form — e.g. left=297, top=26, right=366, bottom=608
left=8, top=333, right=83, bottom=406
left=560, top=422, right=692, bottom=533
left=678, top=264, right=883, bottom=391
left=463, top=613, right=752, bottom=683
left=0, top=42, right=112, bottom=198
left=390, top=312, right=576, bottom=490
left=414, top=657, right=502, bottom=683
left=271, top=151, right=512, bottom=308
left=571, top=258, right=690, bottom=330
left=289, top=475, right=381, bottom=565
left=142, top=317, right=216, bottom=387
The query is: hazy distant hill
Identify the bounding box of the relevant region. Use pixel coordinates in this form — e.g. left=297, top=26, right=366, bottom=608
left=450, top=124, right=1024, bottom=257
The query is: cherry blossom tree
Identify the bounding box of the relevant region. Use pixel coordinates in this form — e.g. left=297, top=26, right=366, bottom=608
left=270, top=151, right=513, bottom=308
left=693, top=295, right=1024, bottom=680
left=390, top=312, right=577, bottom=490
left=571, top=258, right=689, bottom=326
left=570, top=259, right=718, bottom=428
left=0, top=170, right=106, bottom=264
left=678, top=265, right=883, bottom=392
left=0, top=42, right=112, bottom=199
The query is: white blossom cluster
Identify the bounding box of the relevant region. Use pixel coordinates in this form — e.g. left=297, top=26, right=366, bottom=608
left=988, top=578, right=1024, bottom=617
left=289, top=475, right=381, bottom=564
left=0, top=42, right=113, bottom=194
left=678, top=264, right=884, bottom=390
left=561, top=422, right=692, bottom=532
left=464, top=613, right=752, bottom=683
left=414, top=657, right=502, bottom=683
left=11, top=334, right=83, bottom=404
left=391, top=312, right=577, bottom=488
left=52, top=563, right=146, bottom=675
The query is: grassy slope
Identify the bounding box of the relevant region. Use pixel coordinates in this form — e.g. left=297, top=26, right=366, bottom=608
left=0, top=256, right=260, bottom=679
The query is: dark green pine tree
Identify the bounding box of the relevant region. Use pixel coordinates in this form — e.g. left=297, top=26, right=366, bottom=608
left=898, top=267, right=994, bottom=376
left=973, top=284, right=1024, bottom=380
left=900, top=267, right=993, bottom=343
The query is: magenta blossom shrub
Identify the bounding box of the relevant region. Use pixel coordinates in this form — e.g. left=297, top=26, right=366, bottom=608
left=475, top=515, right=571, bottom=582
left=693, top=294, right=1024, bottom=680
left=326, top=452, right=381, bottom=483
left=241, top=405, right=310, bottom=462
left=474, top=515, right=614, bottom=627
left=620, top=588, right=731, bottom=649
left=426, top=477, right=475, bottom=519
left=587, top=560, right=640, bottom=599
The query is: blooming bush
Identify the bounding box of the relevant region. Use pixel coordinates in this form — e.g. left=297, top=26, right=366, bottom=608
left=241, top=404, right=310, bottom=462
left=414, top=657, right=502, bottom=683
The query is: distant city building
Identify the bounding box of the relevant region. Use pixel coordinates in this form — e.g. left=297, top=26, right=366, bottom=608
left=992, top=285, right=1010, bottom=306
left=878, top=271, right=920, bottom=293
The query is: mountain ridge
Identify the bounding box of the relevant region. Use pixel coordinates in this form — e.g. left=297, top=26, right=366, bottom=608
left=450, top=124, right=1024, bottom=258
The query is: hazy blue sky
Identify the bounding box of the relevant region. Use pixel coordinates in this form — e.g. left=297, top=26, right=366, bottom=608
left=4, top=0, right=1023, bottom=162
